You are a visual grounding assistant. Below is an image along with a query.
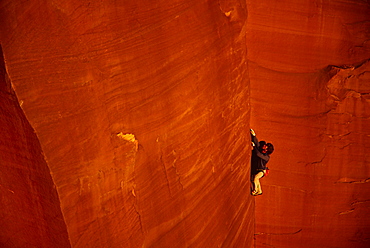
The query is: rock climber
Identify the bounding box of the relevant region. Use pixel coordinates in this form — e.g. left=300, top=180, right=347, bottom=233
left=250, top=129, right=274, bottom=196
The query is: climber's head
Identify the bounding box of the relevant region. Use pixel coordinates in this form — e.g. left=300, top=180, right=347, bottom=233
left=265, top=143, right=274, bottom=155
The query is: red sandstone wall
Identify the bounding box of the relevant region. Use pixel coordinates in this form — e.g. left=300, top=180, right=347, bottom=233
left=3, top=1, right=368, bottom=247
left=247, top=0, right=370, bottom=247
left=0, top=0, right=252, bottom=247
left=0, top=46, right=70, bottom=247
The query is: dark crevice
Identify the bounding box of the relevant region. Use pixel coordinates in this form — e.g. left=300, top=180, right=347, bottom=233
left=254, top=229, right=303, bottom=236
left=0, top=44, right=16, bottom=98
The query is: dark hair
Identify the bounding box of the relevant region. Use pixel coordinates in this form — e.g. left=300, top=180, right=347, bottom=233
left=266, top=143, right=274, bottom=155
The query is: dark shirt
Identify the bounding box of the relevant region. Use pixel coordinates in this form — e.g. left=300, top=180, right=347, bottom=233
left=251, top=134, right=270, bottom=174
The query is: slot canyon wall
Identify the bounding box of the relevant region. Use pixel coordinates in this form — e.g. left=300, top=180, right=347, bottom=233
left=0, top=44, right=70, bottom=248
left=1, top=0, right=369, bottom=248
left=247, top=0, right=370, bottom=248
left=0, top=0, right=253, bottom=247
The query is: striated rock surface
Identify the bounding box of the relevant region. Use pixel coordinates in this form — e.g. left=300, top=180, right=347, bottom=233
left=0, top=46, right=70, bottom=247
left=247, top=0, right=370, bottom=247
left=2, top=0, right=369, bottom=247
left=0, top=0, right=252, bottom=247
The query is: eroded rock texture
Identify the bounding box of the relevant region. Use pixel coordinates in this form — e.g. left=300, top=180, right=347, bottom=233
left=0, top=0, right=251, bottom=247
left=247, top=0, right=370, bottom=247
left=0, top=46, right=70, bottom=247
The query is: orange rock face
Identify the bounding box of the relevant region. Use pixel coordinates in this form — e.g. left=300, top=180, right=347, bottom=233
left=0, top=0, right=252, bottom=247
left=247, top=0, right=370, bottom=247
left=2, top=0, right=369, bottom=247
left=0, top=46, right=70, bottom=247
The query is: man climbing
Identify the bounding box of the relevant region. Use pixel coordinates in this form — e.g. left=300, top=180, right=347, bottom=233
left=250, top=129, right=274, bottom=196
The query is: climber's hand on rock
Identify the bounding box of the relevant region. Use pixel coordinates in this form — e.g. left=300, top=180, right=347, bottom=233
left=250, top=129, right=256, bottom=136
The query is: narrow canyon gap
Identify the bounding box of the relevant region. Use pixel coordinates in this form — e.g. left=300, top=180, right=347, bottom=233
left=0, top=0, right=253, bottom=247
left=247, top=0, right=370, bottom=247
